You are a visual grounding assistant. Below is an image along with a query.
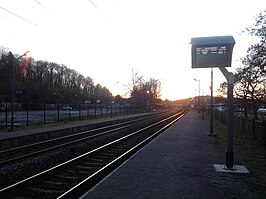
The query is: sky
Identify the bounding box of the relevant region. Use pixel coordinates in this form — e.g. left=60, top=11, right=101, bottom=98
left=0, top=0, right=265, bottom=100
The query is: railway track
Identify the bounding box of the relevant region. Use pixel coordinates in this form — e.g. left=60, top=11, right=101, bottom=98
left=0, top=111, right=173, bottom=165
left=0, top=109, right=187, bottom=198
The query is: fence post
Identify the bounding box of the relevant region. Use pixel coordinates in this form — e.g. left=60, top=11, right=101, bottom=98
left=87, top=104, right=89, bottom=119
left=263, top=121, right=266, bottom=144
left=43, top=103, right=46, bottom=124
left=100, top=104, right=102, bottom=118
left=5, top=101, right=8, bottom=128
left=252, top=118, right=256, bottom=139
left=57, top=103, right=60, bottom=123
left=27, top=101, right=29, bottom=126
left=68, top=108, right=71, bottom=121
left=111, top=103, right=113, bottom=118
left=79, top=103, right=81, bottom=120
left=94, top=104, right=96, bottom=119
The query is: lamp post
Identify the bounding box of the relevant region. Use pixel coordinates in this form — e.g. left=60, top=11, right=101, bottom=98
left=209, top=67, right=214, bottom=136
left=193, top=78, right=200, bottom=113
left=10, top=51, right=30, bottom=131
left=146, top=90, right=150, bottom=111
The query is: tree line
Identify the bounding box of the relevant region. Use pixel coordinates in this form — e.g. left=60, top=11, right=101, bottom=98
left=218, top=10, right=266, bottom=119
left=0, top=48, right=113, bottom=105
left=0, top=48, right=162, bottom=107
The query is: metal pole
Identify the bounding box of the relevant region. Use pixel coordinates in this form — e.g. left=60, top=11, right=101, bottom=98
left=111, top=102, right=113, bottom=118
left=193, top=78, right=200, bottom=112
left=226, top=77, right=234, bottom=168
left=57, top=103, right=60, bottom=123
left=100, top=104, right=102, bottom=117
left=27, top=101, right=29, bottom=126
left=209, top=68, right=214, bottom=136
left=87, top=104, right=89, bottom=119
left=79, top=103, right=81, bottom=120
left=219, top=67, right=234, bottom=169
left=198, top=80, right=201, bottom=113
left=11, top=57, right=15, bottom=131
left=10, top=51, right=29, bottom=131
left=94, top=104, right=96, bottom=118
left=43, top=103, right=46, bottom=124
left=5, top=101, right=8, bottom=128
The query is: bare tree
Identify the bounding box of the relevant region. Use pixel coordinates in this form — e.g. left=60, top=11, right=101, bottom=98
left=128, top=70, right=161, bottom=109
left=218, top=10, right=266, bottom=119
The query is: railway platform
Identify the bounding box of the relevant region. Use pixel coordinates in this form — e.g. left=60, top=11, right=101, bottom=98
left=81, top=110, right=252, bottom=199
left=0, top=113, right=153, bottom=150
left=0, top=113, right=149, bottom=139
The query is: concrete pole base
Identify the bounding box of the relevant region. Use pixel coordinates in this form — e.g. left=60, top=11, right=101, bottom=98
left=214, top=164, right=249, bottom=174
left=226, top=151, right=234, bottom=169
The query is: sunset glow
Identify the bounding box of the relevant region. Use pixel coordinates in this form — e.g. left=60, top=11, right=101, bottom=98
left=0, top=0, right=265, bottom=100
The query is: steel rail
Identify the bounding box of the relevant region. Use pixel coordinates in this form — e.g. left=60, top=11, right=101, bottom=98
left=0, top=109, right=187, bottom=198
left=0, top=111, right=174, bottom=165
left=59, top=109, right=188, bottom=198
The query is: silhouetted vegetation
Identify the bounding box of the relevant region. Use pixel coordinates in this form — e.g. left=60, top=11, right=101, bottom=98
left=0, top=48, right=163, bottom=109
left=128, top=70, right=162, bottom=109
left=0, top=48, right=113, bottom=104
left=218, top=10, right=266, bottom=118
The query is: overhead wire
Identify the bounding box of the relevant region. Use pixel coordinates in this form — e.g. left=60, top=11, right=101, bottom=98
left=88, top=0, right=101, bottom=12
left=33, top=0, right=55, bottom=14
left=0, top=6, right=37, bottom=26
left=88, top=0, right=111, bottom=22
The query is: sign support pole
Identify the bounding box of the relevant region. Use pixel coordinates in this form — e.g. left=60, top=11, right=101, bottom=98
left=209, top=68, right=214, bottom=136
left=219, top=67, right=234, bottom=169
left=191, top=35, right=248, bottom=173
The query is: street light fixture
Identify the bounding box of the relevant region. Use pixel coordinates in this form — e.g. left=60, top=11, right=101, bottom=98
left=10, top=51, right=30, bottom=131
left=193, top=78, right=200, bottom=113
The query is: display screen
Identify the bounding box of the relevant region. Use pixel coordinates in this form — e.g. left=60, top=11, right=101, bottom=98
left=191, top=36, right=235, bottom=68
left=193, top=45, right=228, bottom=67
left=196, top=46, right=226, bottom=56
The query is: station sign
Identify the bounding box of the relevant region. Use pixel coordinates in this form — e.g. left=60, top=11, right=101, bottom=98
left=191, top=36, right=235, bottom=68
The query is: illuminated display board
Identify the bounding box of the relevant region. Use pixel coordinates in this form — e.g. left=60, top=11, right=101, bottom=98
left=195, top=45, right=227, bottom=67
left=191, top=36, right=235, bottom=68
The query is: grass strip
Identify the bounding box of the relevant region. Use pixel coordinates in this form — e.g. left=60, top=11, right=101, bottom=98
left=214, top=119, right=266, bottom=197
